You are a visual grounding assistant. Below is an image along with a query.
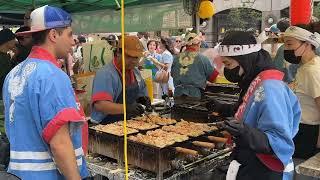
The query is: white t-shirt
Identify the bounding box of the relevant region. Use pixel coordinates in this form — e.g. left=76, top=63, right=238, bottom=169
left=294, top=56, right=320, bottom=125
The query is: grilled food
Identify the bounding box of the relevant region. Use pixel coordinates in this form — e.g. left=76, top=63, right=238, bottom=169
left=176, top=120, right=218, bottom=132
left=129, top=129, right=188, bottom=148
left=175, top=147, right=198, bottom=156
left=91, top=124, right=138, bottom=136
left=128, top=133, right=175, bottom=148
left=162, top=120, right=217, bottom=137
left=208, top=136, right=228, bottom=143
left=116, top=120, right=159, bottom=130
left=162, top=125, right=205, bottom=137
left=134, top=115, right=177, bottom=125
left=146, top=129, right=188, bottom=142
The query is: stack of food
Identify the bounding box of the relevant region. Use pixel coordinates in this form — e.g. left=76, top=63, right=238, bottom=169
left=115, top=120, right=159, bottom=130
left=162, top=120, right=217, bottom=137
left=134, top=115, right=177, bottom=125
left=91, top=124, right=138, bottom=136
left=128, top=129, right=189, bottom=148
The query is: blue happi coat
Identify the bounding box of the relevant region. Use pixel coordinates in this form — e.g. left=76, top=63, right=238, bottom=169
left=91, top=59, right=147, bottom=123
left=235, top=70, right=301, bottom=180
left=3, top=47, right=89, bottom=180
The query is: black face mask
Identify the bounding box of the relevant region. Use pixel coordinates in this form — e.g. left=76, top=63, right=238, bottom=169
left=284, top=43, right=305, bottom=64
left=224, top=66, right=243, bottom=83
left=283, top=50, right=302, bottom=64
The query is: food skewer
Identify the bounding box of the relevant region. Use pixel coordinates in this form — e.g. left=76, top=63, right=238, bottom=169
left=175, top=147, right=199, bottom=156
left=192, top=141, right=215, bottom=149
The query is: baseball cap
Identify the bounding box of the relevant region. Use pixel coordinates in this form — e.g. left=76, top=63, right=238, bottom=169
left=16, top=5, right=72, bottom=35
left=0, top=29, right=16, bottom=46
left=118, top=36, right=144, bottom=57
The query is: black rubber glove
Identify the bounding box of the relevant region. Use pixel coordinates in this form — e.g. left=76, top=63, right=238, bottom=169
left=205, top=99, right=236, bottom=117
left=136, top=96, right=152, bottom=112
left=224, top=120, right=273, bottom=154
left=126, top=103, right=145, bottom=119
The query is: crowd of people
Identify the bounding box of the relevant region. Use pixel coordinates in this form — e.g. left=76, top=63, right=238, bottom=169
left=0, top=4, right=319, bottom=180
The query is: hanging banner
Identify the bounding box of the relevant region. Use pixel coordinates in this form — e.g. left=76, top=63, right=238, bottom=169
left=82, top=41, right=113, bottom=72
left=71, top=1, right=192, bottom=33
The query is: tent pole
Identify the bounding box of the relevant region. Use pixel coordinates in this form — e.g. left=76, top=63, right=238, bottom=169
left=114, top=0, right=121, bottom=9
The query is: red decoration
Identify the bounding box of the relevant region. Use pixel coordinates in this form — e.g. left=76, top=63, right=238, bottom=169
left=291, top=0, right=312, bottom=25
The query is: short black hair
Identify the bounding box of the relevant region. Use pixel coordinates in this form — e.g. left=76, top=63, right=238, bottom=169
left=32, top=27, right=66, bottom=45
left=77, top=36, right=86, bottom=43
left=221, top=31, right=257, bottom=45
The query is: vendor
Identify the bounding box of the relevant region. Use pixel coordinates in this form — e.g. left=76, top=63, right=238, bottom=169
left=171, top=32, right=219, bottom=102
left=283, top=25, right=320, bottom=159
left=91, top=36, right=151, bottom=124
left=206, top=31, right=301, bottom=180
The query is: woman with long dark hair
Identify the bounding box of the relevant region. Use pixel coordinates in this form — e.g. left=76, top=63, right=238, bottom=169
left=157, top=37, right=175, bottom=96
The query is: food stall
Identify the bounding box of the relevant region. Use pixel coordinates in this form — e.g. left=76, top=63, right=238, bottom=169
left=88, top=114, right=232, bottom=179
left=72, top=1, right=236, bottom=179
left=1, top=1, right=236, bottom=179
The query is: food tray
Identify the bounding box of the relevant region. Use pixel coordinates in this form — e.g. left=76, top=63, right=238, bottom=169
left=89, top=124, right=138, bottom=136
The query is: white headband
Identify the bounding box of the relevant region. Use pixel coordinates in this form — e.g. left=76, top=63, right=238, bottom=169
left=218, top=44, right=261, bottom=56
left=284, top=26, right=320, bottom=48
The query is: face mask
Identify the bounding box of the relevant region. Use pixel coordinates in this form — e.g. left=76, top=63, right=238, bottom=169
left=283, top=50, right=302, bottom=64
left=224, top=66, right=243, bottom=83
left=284, top=43, right=305, bottom=64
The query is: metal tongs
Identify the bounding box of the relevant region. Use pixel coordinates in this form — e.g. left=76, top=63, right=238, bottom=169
left=141, top=104, right=157, bottom=121
left=206, top=121, right=226, bottom=129
left=143, top=112, right=153, bottom=121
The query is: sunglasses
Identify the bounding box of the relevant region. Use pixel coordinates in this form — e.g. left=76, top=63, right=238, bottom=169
left=176, top=40, right=181, bottom=43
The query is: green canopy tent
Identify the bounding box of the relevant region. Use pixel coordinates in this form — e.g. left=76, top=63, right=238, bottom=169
left=0, top=0, right=138, bottom=13
left=0, top=0, right=193, bottom=32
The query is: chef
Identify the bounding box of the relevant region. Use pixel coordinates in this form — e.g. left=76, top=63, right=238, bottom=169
left=91, top=36, right=151, bottom=124
left=206, top=31, right=301, bottom=180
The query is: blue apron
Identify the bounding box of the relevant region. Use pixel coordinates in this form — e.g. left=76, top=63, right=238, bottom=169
left=100, top=72, right=140, bottom=124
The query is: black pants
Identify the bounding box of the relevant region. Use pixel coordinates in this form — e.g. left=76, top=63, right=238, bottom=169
left=293, top=123, right=319, bottom=159
left=232, top=148, right=283, bottom=180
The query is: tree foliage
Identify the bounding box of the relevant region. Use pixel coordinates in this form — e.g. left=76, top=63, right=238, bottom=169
left=227, top=8, right=261, bottom=31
